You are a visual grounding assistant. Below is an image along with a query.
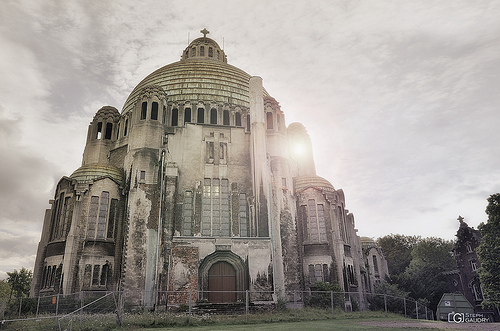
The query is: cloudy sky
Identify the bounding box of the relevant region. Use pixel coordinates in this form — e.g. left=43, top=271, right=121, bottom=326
left=1, top=0, right=499, bottom=280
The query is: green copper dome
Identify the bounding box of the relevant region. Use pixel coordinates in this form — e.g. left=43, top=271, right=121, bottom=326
left=70, top=164, right=124, bottom=186
left=122, top=35, right=268, bottom=114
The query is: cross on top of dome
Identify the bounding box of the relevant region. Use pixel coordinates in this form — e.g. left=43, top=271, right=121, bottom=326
left=201, top=28, right=209, bottom=38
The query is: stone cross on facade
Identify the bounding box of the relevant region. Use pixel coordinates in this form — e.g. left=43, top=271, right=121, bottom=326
left=201, top=28, right=210, bottom=38
left=457, top=215, right=464, bottom=223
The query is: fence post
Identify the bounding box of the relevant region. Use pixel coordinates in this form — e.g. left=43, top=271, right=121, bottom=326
left=80, top=291, right=84, bottom=323
left=36, top=295, right=40, bottom=317
left=359, top=291, right=363, bottom=317
left=246, top=290, right=249, bottom=322
left=56, top=293, right=59, bottom=316
left=188, top=291, right=192, bottom=325
left=18, top=297, right=22, bottom=317
left=294, top=290, right=297, bottom=318
left=403, top=297, right=407, bottom=318
left=415, top=301, right=418, bottom=320
left=384, top=294, right=387, bottom=317
left=330, top=291, right=334, bottom=318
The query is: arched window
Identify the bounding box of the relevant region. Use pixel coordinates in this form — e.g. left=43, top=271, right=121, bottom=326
left=185, top=50, right=189, bottom=59
left=184, top=108, right=191, bottom=123
left=151, top=102, right=158, bottom=120
left=246, top=114, right=250, bottom=131
left=191, top=47, right=196, bottom=57
left=266, top=112, right=273, bottom=129
left=163, top=107, right=166, bottom=124
left=209, top=47, right=213, bottom=57
left=197, top=108, right=205, bottom=123
left=171, top=108, right=179, bottom=126
left=210, top=108, right=217, bottom=124
left=96, top=122, right=102, bottom=139
left=200, top=46, right=205, bottom=56
left=223, top=109, right=230, bottom=125
left=235, top=112, right=242, bottom=126
left=141, top=102, right=147, bottom=120
left=105, top=123, right=113, bottom=140
left=124, top=119, right=128, bottom=136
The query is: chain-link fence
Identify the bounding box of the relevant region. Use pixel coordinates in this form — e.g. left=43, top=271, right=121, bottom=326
left=1, top=290, right=433, bottom=329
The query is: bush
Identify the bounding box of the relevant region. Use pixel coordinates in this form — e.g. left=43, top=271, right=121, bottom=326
left=306, top=282, right=343, bottom=309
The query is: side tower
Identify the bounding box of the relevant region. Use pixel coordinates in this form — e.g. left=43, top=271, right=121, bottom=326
left=31, top=106, right=125, bottom=296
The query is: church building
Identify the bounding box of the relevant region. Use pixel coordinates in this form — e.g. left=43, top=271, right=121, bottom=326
left=31, top=29, right=380, bottom=308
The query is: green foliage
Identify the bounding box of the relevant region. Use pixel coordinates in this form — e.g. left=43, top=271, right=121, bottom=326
left=400, top=237, right=454, bottom=312
left=377, top=234, right=420, bottom=277
left=376, top=235, right=454, bottom=313
left=0, top=280, right=11, bottom=299
left=7, top=267, right=32, bottom=299
left=367, top=282, right=410, bottom=314
left=306, top=282, right=343, bottom=309
left=477, top=193, right=500, bottom=309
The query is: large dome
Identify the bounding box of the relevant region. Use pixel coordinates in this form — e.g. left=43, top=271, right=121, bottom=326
left=122, top=36, right=266, bottom=114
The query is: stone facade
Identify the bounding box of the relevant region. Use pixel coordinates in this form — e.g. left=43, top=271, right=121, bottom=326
left=31, top=31, right=385, bottom=309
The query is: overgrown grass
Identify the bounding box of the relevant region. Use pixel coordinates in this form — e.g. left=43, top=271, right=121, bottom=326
left=2, top=308, right=419, bottom=330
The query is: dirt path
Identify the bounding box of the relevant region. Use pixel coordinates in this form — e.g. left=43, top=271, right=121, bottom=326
left=359, top=320, right=499, bottom=330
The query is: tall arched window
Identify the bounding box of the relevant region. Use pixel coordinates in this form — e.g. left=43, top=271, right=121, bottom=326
left=266, top=112, right=273, bottom=129
left=223, top=110, right=230, bottom=125
left=104, top=123, right=113, bottom=139
left=246, top=114, right=250, bottom=131
left=124, top=119, right=128, bottom=136
left=200, top=46, right=205, bottom=56
left=209, top=47, right=213, bottom=57
left=235, top=112, right=242, bottom=126
left=184, top=108, right=191, bottom=123
left=96, top=122, right=102, bottom=139
left=210, top=108, right=217, bottom=124
left=151, top=102, right=158, bottom=120
left=141, top=102, right=147, bottom=120
left=197, top=108, right=205, bottom=123
left=171, top=108, right=179, bottom=126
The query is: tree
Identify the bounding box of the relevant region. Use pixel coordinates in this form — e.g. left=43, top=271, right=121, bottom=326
left=400, top=237, right=455, bottom=312
left=477, top=193, right=500, bottom=309
left=0, top=280, right=11, bottom=299
left=377, top=234, right=420, bottom=277
left=7, top=267, right=32, bottom=300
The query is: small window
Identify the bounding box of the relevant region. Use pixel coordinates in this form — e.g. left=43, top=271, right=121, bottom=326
left=171, top=108, right=179, bottom=126
left=124, top=119, right=128, bottom=136
left=206, top=142, right=214, bottom=162
left=184, top=108, right=191, bottom=123
left=191, top=47, right=196, bottom=57
left=151, top=102, right=158, bottom=120
left=246, top=114, right=250, bottom=131
left=470, top=260, right=478, bottom=271
left=210, top=108, right=217, bottom=124
left=235, top=112, right=242, bottom=126
left=141, top=102, right=147, bottom=120
left=266, top=112, right=273, bottom=129
left=96, top=122, right=102, bottom=139
left=197, top=108, right=205, bottom=123
left=140, top=171, right=146, bottom=181
left=209, top=47, right=213, bottom=57
left=223, top=109, right=230, bottom=125
left=217, top=50, right=220, bottom=59
left=200, top=46, right=205, bottom=56
left=104, top=123, right=112, bottom=140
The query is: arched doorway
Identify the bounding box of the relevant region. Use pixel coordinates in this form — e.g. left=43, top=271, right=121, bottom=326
left=208, top=261, right=236, bottom=302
